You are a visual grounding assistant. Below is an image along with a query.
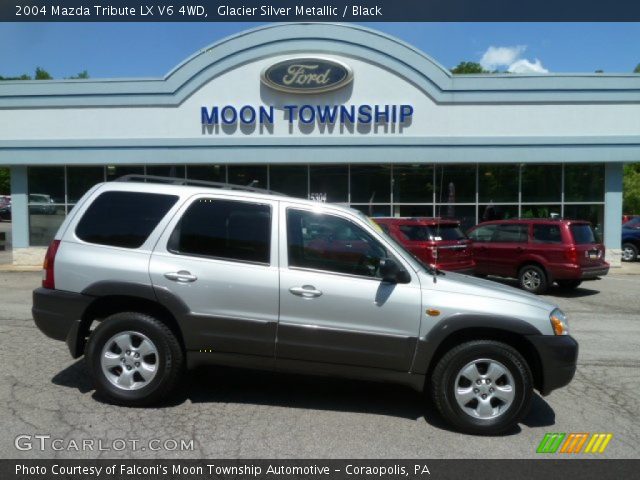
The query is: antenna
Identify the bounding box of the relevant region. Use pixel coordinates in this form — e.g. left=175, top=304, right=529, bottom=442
left=433, top=166, right=446, bottom=282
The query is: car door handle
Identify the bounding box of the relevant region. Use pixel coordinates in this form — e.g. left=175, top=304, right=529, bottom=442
left=164, top=271, right=198, bottom=283
left=289, top=285, right=323, bottom=298
left=516, top=246, right=525, bottom=252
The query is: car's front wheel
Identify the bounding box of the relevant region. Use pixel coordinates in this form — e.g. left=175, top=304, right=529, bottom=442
left=431, top=340, right=533, bottom=435
left=622, top=243, right=638, bottom=262
left=85, top=312, right=184, bottom=406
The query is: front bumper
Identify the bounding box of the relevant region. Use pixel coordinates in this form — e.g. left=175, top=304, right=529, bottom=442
left=32, top=288, right=92, bottom=358
left=527, top=334, right=579, bottom=395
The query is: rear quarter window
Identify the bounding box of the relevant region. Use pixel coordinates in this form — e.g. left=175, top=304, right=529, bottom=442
left=570, top=224, right=596, bottom=245
left=75, top=191, right=179, bottom=248
left=533, top=224, right=563, bottom=244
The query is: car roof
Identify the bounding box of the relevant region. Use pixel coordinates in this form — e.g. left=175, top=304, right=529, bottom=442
left=473, top=218, right=591, bottom=227
left=374, top=217, right=460, bottom=226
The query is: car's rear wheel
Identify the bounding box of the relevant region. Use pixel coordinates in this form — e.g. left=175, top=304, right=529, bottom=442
left=431, top=340, right=533, bottom=435
left=518, top=265, right=548, bottom=294
left=86, top=312, right=184, bottom=406
left=622, top=243, right=638, bottom=262
left=557, top=279, right=582, bottom=290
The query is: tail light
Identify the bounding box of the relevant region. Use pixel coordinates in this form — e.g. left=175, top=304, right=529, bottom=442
left=42, top=240, right=60, bottom=289
left=565, top=246, right=578, bottom=264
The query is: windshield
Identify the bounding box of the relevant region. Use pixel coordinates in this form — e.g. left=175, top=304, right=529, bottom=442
left=399, top=224, right=466, bottom=242
left=624, top=217, right=640, bottom=228
left=359, top=213, right=440, bottom=275
left=570, top=224, right=596, bottom=245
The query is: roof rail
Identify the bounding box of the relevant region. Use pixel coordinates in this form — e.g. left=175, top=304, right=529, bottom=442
left=114, top=174, right=287, bottom=196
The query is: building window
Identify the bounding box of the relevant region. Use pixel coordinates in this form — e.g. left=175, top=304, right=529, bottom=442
left=28, top=167, right=66, bottom=246
left=521, top=164, right=562, bottom=202
left=479, top=164, right=519, bottom=203
left=563, top=204, right=605, bottom=241
left=186, top=165, right=226, bottom=182
left=309, top=165, right=348, bottom=202
left=395, top=205, right=434, bottom=218
left=349, top=164, right=391, bottom=204
left=435, top=165, right=476, bottom=203
left=67, top=166, right=105, bottom=203
left=106, top=165, right=144, bottom=182
left=521, top=205, right=562, bottom=219
left=350, top=204, right=391, bottom=217
left=228, top=165, right=268, bottom=189
left=146, top=165, right=186, bottom=179
left=479, top=204, right=519, bottom=222
left=435, top=204, right=476, bottom=231
left=269, top=165, right=308, bottom=198
left=564, top=163, right=604, bottom=202
left=393, top=164, right=433, bottom=204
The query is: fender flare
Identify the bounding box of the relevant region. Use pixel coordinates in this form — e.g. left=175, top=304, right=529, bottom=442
left=412, top=313, right=542, bottom=375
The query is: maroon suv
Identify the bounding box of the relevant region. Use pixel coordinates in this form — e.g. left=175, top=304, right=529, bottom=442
left=374, top=217, right=475, bottom=273
left=467, top=219, right=609, bottom=294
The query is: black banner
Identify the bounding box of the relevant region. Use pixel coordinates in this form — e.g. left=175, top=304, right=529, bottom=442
left=3, top=0, right=640, bottom=22
left=4, top=460, right=640, bottom=480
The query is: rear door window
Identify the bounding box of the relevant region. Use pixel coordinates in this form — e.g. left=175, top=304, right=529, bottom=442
left=493, top=224, right=529, bottom=243
left=168, top=198, right=271, bottom=264
left=469, top=225, right=497, bottom=242
left=76, top=191, right=178, bottom=248
left=533, top=224, right=563, bottom=244
left=570, top=224, right=596, bottom=245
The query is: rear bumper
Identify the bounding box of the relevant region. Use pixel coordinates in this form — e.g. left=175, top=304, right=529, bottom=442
left=580, top=265, right=610, bottom=279
left=32, top=288, right=92, bottom=358
left=527, top=334, right=579, bottom=395
left=550, top=263, right=609, bottom=281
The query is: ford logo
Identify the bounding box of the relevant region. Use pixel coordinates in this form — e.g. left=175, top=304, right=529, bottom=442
left=261, top=57, right=353, bottom=94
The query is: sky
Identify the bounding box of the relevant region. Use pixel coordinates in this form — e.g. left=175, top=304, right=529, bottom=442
left=1, top=22, right=639, bottom=78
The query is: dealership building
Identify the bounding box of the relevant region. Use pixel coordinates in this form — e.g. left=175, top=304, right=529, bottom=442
left=0, top=23, right=638, bottom=265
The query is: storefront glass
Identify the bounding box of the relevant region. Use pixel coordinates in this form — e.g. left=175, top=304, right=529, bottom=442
left=24, top=162, right=607, bottom=247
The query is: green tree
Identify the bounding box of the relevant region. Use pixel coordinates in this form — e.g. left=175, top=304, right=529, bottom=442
left=0, top=168, right=9, bottom=194
left=451, top=61, right=488, bottom=74
left=34, top=67, right=52, bottom=80
left=67, top=70, right=89, bottom=79
left=634, top=64, right=640, bottom=73
left=624, top=163, right=640, bottom=214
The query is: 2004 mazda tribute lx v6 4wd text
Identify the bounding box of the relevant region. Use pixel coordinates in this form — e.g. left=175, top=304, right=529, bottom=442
left=32, top=175, right=578, bottom=435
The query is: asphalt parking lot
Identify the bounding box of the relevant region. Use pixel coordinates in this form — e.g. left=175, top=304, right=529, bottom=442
left=1, top=268, right=639, bottom=459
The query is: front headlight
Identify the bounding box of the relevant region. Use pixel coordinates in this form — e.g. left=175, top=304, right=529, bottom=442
left=550, top=308, right=569, bottom=336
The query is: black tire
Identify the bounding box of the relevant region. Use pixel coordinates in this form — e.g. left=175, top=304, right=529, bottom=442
left=431, top=340, right=533, bottom=435
left=622, top=243, right=638, bottom=262
left=85, top=312, right=184, bottom=406
left=557, top=279, right=582, bottom=290
left=518, top=264, right=548, bottom=294
left=473, top=273, right=488, bottom=279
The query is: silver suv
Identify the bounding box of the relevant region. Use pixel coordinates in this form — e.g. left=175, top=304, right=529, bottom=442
left=32, top=175, right=578, bottom=435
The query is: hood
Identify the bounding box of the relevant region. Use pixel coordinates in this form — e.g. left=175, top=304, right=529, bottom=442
left=419, top=270, right=557, bottom=312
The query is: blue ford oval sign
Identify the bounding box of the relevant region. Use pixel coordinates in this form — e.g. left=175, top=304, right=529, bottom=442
left=261, top=57, right=353, bottom=94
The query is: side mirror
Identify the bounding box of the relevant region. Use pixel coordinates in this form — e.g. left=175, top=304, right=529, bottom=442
left=380, top=258, right=411, bottom=284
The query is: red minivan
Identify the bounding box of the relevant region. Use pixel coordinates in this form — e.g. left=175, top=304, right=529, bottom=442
left=374, top=217, right=475, bottom=273
left=467, top=219, right=609, bottom=294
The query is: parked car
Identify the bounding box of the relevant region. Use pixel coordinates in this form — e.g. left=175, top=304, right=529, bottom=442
left=468, top=219, right=609, bottom=294
left=373, top=217, right=474, bottom=273
left=28, top=193, right=57, bottom=215
left=622, top=214, right=640, bottom=224
left=622, top=216, right=640, bottom=262
left=32, top=175, right=578, bottom=435
left=0, top=195, right=10, bottom=221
